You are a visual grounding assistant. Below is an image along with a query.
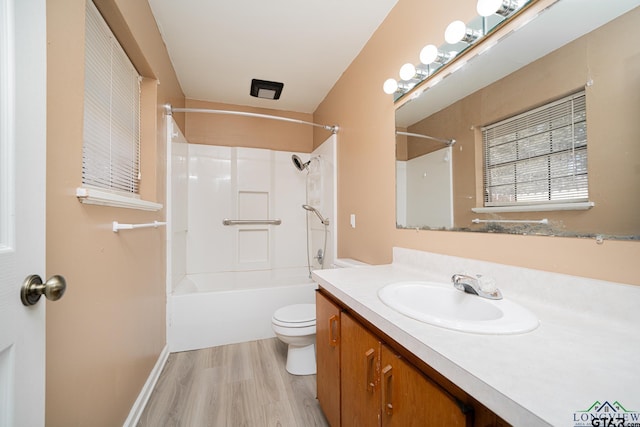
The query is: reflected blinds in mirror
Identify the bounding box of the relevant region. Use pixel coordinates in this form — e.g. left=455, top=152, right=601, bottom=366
left=482, top=91, right=587, bottom=207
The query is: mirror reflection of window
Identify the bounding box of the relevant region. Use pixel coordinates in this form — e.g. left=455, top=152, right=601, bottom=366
left=482, top=91, right=588, bottom=208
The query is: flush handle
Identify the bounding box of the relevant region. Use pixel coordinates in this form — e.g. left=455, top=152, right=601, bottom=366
left=21, top=274, right=67, bottom=306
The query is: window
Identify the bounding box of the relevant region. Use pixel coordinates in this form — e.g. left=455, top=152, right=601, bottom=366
left=78, top=0, right=160, bottom=210
left=83, top=0, right=140, bottom=196
left=482, top=91, right=588, bottom=208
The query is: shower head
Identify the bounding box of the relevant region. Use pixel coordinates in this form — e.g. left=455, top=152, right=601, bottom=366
left=302, top=204, right=329, bottom=226
left=292, top=154, right=311, bottom=172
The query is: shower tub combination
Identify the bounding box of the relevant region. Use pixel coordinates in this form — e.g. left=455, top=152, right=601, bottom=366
left=167, top=119, right=336, bottom=352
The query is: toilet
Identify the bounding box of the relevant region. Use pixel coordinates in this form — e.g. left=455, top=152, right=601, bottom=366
left=272, top=303, right=317, bottom=375
left=272, top=259, right=369, bottom=376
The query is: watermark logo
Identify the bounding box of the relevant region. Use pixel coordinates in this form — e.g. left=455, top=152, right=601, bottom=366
left=573, top=401, right=640, bottom=427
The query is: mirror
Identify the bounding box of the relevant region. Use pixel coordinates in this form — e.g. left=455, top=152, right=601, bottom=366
left=396, top=0, right=640, bottom=239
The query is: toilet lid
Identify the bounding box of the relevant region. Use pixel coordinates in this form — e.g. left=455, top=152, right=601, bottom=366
left=273, top=304, right=316, bottom=326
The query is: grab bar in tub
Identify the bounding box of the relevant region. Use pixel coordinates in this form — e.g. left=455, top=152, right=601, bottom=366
left=222, top=219, right=282, bottom=226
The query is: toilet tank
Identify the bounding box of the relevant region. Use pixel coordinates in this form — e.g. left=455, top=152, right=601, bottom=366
left=331, top=258, right=369, bottom=268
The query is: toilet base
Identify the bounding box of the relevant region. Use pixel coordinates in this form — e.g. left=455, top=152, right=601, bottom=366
left=285, top=342, right=316, bottom=375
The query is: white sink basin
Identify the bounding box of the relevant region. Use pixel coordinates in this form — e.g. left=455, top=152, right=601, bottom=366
left=378, top=281, right=539, bottom=334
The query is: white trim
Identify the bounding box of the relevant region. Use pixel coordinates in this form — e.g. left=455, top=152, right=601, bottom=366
left=76, top=187, right=162, bottom=211
left=165, top=116, right=173, bottom=352
left=472, top=201, right=594, bottom=213
left=0, top=0, right=15, bottom=250
left=122, top=345, right=169, bottom=427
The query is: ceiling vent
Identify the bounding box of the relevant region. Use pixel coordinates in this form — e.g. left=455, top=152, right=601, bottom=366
left=250, top=79, right=284, bottom=100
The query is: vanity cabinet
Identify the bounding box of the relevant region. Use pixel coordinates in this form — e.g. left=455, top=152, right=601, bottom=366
left=342, top=312, right=469, bottom=427
left=316, top=289, right=508, bottom=427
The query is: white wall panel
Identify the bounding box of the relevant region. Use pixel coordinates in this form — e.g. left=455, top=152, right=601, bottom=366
left=185, top=145, right=319, bottom=275
left=272, top=150, right=308, bottom=270
left=406, top=146, right=453, bottom=229
left=187, top=144, right=234, bottom=274
left=170, top=122, right=189, bottom=290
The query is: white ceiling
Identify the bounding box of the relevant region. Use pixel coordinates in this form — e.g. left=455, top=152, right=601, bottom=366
left=148, top=0, right=398, bottom=113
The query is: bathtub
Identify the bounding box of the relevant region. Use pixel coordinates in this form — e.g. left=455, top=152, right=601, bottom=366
left=169, top=268, right=317, bottom=352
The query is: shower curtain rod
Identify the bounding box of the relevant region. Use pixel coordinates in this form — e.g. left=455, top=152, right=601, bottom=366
left=166, top=105, right=339, bottom=134
left=396, top=131, right=455, bottom=146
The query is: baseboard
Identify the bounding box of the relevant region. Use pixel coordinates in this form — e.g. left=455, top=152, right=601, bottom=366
left=122, top=345, right=170, bottom=427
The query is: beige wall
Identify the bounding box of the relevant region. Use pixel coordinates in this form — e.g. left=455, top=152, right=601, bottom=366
left=185, top=99, right=314, bottom=153
left=406, top=9, right=640, bottom=236
left=46, top=0, right=184, bottom=425
left=313, top=0, right=640, bottom=285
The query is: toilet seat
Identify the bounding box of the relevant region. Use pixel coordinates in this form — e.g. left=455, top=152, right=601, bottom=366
left=272, top=304, right=316, bottom=328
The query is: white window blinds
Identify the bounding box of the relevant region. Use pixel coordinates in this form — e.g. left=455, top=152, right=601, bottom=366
left=482, top=91, right=587, bottom=207
left=83, top=0, right=140, bottom=195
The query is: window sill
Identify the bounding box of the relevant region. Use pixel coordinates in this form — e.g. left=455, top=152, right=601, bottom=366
left=76, top=187, right=163, bottom=211
left=472, top=201, right=594, bottom=214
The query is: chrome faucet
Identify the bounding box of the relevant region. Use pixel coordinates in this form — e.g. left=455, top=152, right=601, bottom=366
left=451, top=273, right=502, bottom=300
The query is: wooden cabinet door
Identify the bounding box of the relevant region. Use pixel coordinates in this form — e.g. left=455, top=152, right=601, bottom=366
left=380, top=344, right=469, bottom=427
left=316, top=292, right=342, bottom=427
left=341, top=312, right=381, bottom=427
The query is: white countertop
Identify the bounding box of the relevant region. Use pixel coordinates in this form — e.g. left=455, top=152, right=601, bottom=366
left=313, top=248, right=640, bottom=426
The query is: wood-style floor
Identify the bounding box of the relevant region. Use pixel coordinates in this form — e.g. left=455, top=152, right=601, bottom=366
left=137, top=338, right=329, bottom=427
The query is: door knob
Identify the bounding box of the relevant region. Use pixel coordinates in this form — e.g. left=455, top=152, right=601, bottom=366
left=21, top=274, right=67, bottom=306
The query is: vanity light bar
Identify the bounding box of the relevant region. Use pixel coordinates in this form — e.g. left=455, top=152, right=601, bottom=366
left=478, top=0, right=521, bottom=17
left=383, top=0, right=527, bottom=96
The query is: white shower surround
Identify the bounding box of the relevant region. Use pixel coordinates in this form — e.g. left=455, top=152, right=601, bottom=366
left=166, top=118, right=336, bottom=351
left=396, top=146, right=453, bottom=229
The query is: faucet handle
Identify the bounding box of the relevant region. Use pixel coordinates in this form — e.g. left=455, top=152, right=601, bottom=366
left=477, top=275, right=497, bottom=293
left=477, top=275, right=502, bottom=299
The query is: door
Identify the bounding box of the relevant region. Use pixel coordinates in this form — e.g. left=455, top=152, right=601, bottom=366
left=380, top=344, right=469, bottom=427
left=0, top=0, right=48, bottom=425
left=341, top=312, right=381, bottom=427
left=316, top=291, right=341, bottom=427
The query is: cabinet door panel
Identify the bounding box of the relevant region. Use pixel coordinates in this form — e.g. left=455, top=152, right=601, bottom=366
left=341, top=313, right=381, bottom=427
left=381, top=345, right=469, bottom=427
left=316, top=292, right=342, bottom=427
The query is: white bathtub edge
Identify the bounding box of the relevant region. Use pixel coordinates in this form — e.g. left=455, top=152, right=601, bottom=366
left=169, top=281, right=317, bottom=352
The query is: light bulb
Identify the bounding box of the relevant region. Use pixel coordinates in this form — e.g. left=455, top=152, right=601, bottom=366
left=383, top=78, right=398, bottom=95
left=445, top=20, right=467, bottom=44
left=399, top=63, right=416, bottom=81
left=477, top=0, right=519, bottom=17
left=477, top=0, right=504, bottom=16
left=419, top=45, right=439, bottom=65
